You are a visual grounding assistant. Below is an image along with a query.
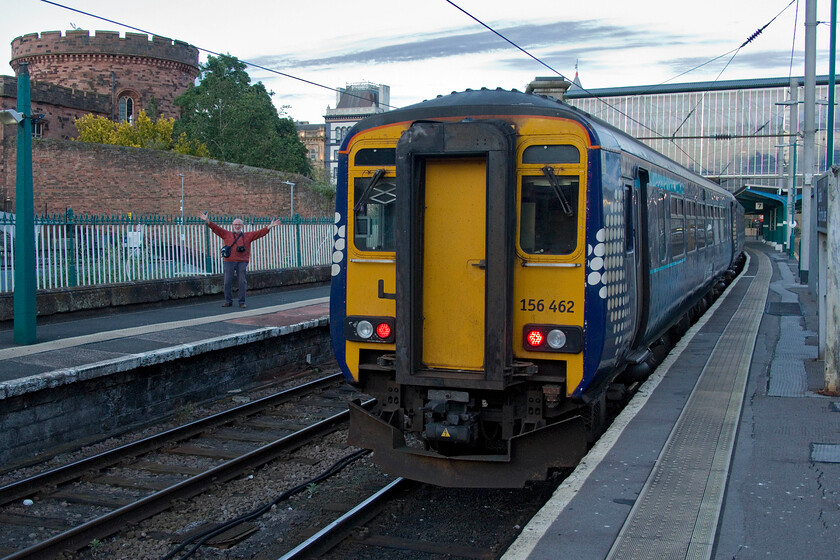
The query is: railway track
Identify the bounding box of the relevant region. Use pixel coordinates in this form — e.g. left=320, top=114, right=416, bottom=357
left=278, top=475, right=562, bottom=560
left=0, top=373, right=368, bottom=560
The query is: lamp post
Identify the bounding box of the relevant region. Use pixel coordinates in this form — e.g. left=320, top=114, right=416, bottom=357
left=281, top=181, right=296, bottom=218
left=0, top=62, right=36, bottom=344
left=179, top=174, right=185, bottom=274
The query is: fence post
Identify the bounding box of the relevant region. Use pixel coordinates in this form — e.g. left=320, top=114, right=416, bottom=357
left=294, top=214, right=302, bottom=267
left=65, top=208, right=77, bottom=287
left=204, top=220, right=212, bottom=274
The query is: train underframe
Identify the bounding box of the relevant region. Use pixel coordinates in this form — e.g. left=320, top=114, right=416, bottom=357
left=348, top=258, right=745, bottom=488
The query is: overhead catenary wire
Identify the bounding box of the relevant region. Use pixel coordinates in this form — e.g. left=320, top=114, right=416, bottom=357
left=39, top=0, right=398, bottom=111
left=42, top=0, right=800, bottom=153
left=445, top=0, right=801, bottom=174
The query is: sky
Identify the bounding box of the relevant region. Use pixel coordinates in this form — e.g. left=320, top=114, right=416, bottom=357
left=0, top=0, right=835, bottom=124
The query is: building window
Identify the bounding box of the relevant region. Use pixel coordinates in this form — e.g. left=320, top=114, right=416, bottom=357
left=119, top=96, right=134, bottom=124
left=32, top=121, right=44, bottom=139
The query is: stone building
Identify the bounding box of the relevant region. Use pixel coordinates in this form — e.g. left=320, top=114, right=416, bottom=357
left=296, top=122, right=326, bottom=167
left=0, top=30, right=316, bottom=218
left=1, top=29, right=199, bottom=140
left=325, top=82, right=389, bottom=183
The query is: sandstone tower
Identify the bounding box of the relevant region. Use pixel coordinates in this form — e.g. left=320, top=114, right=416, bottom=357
left=10, top=30, right=200, bottom=124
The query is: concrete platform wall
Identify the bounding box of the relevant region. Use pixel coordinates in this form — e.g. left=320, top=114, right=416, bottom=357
left=0, top=322, right=331, bottom=472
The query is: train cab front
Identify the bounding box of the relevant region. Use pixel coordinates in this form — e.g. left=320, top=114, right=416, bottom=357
left=336, top=115, right=592, bottom=488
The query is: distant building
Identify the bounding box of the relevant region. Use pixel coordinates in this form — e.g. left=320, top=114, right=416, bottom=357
left=325, top=82, right=390, bottom=183
left=296, top=121, right=326, bottom=168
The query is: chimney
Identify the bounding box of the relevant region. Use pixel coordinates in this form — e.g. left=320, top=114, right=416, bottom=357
left=525, top=77, right=571, bottom=101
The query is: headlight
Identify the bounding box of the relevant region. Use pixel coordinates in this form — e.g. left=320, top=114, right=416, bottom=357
left=547, top=329, right=567, bottom=349
left=356, top=320, right=374, bottom=339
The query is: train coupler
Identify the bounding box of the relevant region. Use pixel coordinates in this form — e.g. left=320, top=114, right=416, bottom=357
left=422, top=389, right=479, bottom=445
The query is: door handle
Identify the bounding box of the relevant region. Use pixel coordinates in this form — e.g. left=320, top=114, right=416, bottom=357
left=471, top=259, right=486, bottom=269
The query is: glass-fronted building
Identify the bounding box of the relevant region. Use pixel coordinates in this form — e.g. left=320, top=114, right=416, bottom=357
left=563, top=77, right=838, bottom=195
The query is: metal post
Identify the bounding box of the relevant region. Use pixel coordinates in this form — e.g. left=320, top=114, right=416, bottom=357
left=12, top=62, right=36, bottom=344
left=295, top=214, right=302, bottom=267
left=66, top=208, right=77, bottom=287
left=282, top=181, right=295, bottom=218
left=801, top=0, right=817, bottom=283
left=788, top=79, right=799, bottom=258
left=179, top=174, right=184, bottom=275
left=826, top=167, right=840, bottom=394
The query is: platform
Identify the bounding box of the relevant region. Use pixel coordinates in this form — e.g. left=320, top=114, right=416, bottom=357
left=0, top=285, right=331, bottom=471
left=0, top=285, right=329, bottom=397
left=504, top=242, right=840, bottom=559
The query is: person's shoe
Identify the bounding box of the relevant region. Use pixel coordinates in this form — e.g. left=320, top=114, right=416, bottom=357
left=222, top=302, right=232, bottom=307
left=239, top=303, right=247, bottom=308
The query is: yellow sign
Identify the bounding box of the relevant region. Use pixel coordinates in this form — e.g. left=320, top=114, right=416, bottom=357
left=441, top=428, right=451, bottom=438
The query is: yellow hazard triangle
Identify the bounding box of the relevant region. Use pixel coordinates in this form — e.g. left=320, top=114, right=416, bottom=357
left=441, top=428, right=451, bottom=438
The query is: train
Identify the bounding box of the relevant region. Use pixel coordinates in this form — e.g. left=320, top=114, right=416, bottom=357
left=329, top=84, right=745, bottom=488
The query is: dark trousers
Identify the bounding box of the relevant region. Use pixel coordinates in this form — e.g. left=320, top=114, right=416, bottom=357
left=223, top=261, right=248, bottom=304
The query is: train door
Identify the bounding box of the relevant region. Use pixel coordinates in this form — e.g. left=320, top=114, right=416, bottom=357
left=628, top=169, right=651, bottom=350
left=394, top=120, right=515, bottom=390
left=422, top=158, right=486, bottom=370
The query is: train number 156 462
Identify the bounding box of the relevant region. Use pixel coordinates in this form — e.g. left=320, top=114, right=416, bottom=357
left=519, top=299, right=575, bottom=313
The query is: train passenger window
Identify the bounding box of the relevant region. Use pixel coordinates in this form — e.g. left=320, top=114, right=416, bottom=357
left=697, top=204, right=706, bottom=249
left=519, top=174, right=579, bottom=255
left=353, top=175, right=396, bottom=251
left=522, top=144, right=580, bottom=164
left=624, top=185, right=634, bottom=252
left=355, top=148, right=396, bottom=166
left=670, top=196, right=685, bottom=257
left=657, top=191, right=667, bottom=263
left=686, top=201, right=696, bottom=252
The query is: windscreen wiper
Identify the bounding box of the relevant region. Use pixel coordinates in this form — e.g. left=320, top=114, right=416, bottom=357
left=353, top=168, right=386, bottom=212
left=541, top=166, right=574, bottom=216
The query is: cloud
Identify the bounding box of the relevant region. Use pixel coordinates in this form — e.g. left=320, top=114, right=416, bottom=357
left=251, top=20, right=657, bottom=70
left=666, top=48, right=807, bottom=75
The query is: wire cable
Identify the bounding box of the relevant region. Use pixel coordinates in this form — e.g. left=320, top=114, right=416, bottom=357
left=39, top=0, right=397, bottom=110
left=159, top=448, right=371, bottom=560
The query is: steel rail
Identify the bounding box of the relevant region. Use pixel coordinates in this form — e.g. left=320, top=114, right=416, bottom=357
left=2, top=397, right=376, bottom=560
left=279, top=477, right=412, bottom=559
left=0, top=372, right=343, bottom=506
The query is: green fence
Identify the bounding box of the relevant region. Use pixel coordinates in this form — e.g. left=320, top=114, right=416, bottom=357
left=0, top=210, right=334, bottom=293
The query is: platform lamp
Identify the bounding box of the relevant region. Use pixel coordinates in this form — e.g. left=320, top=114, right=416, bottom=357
left=281, top=181, right=296, bottom=218
left=0, top=61, right=36, bottom=344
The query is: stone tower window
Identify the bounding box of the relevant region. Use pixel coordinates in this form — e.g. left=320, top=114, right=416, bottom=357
left=119, top=96, right=135, bottom=124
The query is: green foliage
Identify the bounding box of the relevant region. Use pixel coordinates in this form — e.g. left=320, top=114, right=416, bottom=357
left=174, top=54, right=311, bottom=175
left=74, top=110, right=209, bottom=157
left=305, top=165, right=336, bottom=210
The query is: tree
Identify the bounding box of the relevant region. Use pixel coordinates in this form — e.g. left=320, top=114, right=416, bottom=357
left=74, top=110, right=209, bottom=157
left=173, top=54, right=311, bottom=175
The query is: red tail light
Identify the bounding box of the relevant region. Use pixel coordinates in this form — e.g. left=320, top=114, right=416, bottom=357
left=526, top=330, right=544, bottom=347
left=376, top=322, right=392, bottom=339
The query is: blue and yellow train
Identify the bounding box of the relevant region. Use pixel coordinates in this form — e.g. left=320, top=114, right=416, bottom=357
left=329, top=86, right=745, bottom=487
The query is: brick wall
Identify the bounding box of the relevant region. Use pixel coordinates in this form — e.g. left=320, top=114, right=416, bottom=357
left=0, top=137, right=327, bottom=218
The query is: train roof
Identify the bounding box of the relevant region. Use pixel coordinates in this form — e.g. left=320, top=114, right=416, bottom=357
left=349, top=88, right=732, bottom=199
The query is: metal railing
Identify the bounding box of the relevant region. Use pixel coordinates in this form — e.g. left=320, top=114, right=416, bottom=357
left=0, top=210, right=334, bottom=293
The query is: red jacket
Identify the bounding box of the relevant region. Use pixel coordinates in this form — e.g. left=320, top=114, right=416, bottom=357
left=207, top=221, right=271, bottom=263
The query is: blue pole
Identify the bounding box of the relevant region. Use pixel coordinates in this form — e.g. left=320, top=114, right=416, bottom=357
left=13, top=62, right=36, bottom=344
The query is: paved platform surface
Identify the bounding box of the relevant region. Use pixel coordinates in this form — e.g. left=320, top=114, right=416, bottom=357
left=0, top=285, right=330, bottom=394
left=505, top=242, right=840, bottom=559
